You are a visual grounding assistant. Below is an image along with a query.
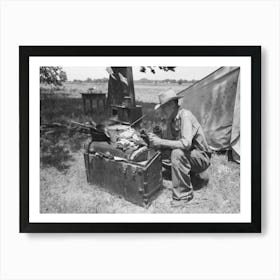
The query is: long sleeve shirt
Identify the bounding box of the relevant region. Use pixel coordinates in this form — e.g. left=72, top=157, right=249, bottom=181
left=170, top=109, right=210, bottom=153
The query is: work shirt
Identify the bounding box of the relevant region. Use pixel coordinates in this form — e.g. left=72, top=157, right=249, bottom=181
left=170, top=108, right=211, bottom=154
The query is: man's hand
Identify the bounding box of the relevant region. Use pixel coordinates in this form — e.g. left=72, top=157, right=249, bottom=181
left=148, top=133, right=163, bottom=148
left=148, top=132, right=187, bottom=150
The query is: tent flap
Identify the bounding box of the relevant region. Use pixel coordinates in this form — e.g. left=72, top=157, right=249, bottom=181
left=181, top=67, right=240, bottom=160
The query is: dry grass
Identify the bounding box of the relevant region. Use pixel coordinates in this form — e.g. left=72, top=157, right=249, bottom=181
left=40, top=151, right=239, bottom=213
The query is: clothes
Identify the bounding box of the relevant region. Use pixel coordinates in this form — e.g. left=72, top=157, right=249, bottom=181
left=171, top=148, right=210, bottom=200
left=169, top=109, right=211, bottom=200
left=170, top=109, right=211, bottom=154
left=107, top=67, right=128, bottom=107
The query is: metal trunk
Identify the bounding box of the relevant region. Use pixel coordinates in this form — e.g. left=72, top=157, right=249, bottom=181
left=84, top=150, right=162, bottom=207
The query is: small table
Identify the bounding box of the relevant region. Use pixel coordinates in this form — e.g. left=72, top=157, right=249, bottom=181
left=80, top=93, right=106, bottom=114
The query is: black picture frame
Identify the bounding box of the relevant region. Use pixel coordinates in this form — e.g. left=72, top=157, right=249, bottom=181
left=20, top=46, right=261, bottom=233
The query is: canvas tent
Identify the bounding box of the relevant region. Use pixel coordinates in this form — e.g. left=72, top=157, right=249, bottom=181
left=178, top=67, right=240, bottom=162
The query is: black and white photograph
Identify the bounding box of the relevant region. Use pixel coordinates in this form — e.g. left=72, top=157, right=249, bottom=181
left=39, top=65, right=240, bottom=213
left=20, top=46, right=260, bottom=232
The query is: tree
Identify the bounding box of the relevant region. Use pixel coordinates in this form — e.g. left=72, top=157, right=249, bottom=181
left=85, top=77, right=93, bottom=83
left=137, top=78, right=150, bottom=84
left=139, top=66, right=176, bottom=74
left=40, top=67, right=67, bottom=86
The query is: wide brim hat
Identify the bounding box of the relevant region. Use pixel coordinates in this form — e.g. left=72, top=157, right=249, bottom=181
left=154, top=89, right=179, bottom=110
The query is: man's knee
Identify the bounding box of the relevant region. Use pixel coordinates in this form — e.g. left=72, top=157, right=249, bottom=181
left=171, top=149, right=185, bottom=164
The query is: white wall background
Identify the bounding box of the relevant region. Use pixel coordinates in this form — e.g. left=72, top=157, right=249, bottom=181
left=0, top=0, right=279, bottom=279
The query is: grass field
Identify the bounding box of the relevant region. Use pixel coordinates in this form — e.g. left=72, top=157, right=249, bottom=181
left=40, top=151, right=239, bottom=213
left=41, top=81, right=191, bottom=103
left=40, top=83, right=240, bottom=213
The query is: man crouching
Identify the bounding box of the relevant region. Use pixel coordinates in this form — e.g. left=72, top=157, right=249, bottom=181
left=149, top=89, right=211, bottom=205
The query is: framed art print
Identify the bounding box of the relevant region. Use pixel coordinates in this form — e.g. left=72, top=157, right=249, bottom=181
left=19, top=46, right=261, bottom=233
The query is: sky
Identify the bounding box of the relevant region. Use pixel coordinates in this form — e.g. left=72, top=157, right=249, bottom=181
left=63, top=66, right=219, bottom=81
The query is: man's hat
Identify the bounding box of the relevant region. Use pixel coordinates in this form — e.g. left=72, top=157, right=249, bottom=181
left=154, top=89, right=179, bottom=110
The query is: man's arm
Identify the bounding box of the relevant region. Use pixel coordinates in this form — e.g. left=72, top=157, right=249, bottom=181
left=158, top=138, right=185, bottom=150
left=149, top=110, right=193, bottom=150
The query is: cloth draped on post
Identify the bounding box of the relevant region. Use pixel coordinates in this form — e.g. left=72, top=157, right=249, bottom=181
left=106, top=67, right=129, bottom=107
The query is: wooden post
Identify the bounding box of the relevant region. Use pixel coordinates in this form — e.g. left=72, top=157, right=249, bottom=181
left=82, top=94, right=87, bottom=114
left=89, top=98, right=93, bottom=113
left=102, top=96, right=106, bottom=111
left=97, top=98, right=100, bottom=112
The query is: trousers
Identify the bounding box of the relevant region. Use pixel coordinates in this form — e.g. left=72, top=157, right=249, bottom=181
left=171, top=149, right=211, bottom=200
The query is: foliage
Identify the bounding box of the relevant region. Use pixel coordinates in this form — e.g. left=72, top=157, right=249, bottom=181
left=40, top=131, right=72, bottom=172
left=40, top=97, right=109, bottom=171
left=139, top=66, right=176, bottom=74
left=40, top=66, right=67, bottom=86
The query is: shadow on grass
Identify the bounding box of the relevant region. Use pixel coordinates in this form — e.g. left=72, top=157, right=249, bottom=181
left=40, top=130, right=77, bottom=172
left=41, top=152, right=74, bottom=172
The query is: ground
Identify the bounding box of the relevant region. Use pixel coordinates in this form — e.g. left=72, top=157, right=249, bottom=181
left=40, top=151, right=239, bottom=213
left=40, top=82, right=240, bottom=213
